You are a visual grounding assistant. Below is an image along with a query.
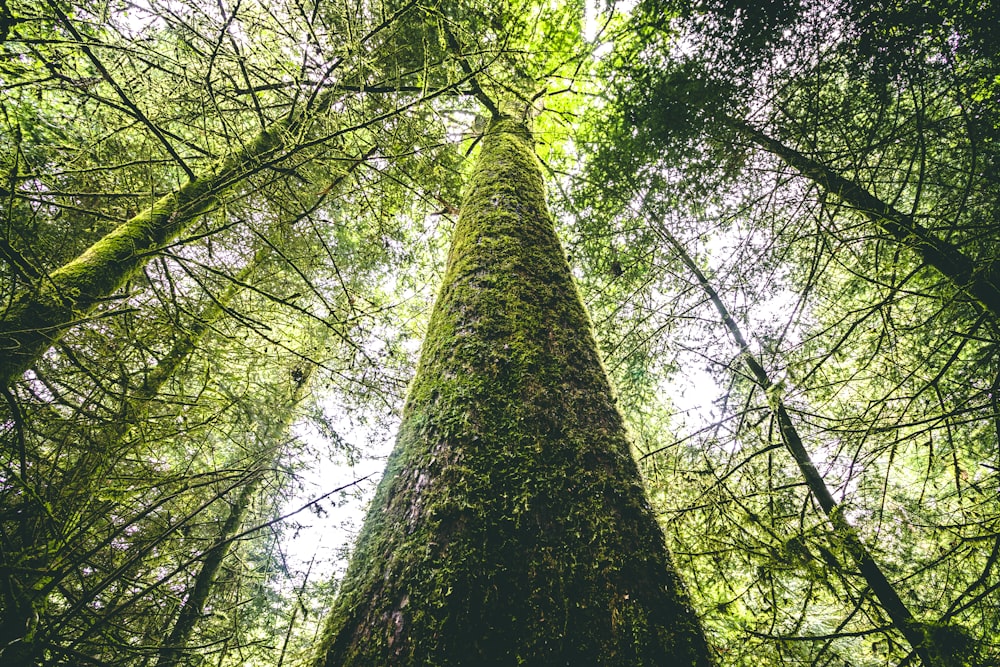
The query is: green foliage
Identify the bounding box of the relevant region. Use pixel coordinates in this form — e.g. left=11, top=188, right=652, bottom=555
left=1, top=0, right=998, bottom=665
left=572, top=1, right=1000, bottom=665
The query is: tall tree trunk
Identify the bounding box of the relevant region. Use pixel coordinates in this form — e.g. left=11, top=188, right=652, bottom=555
left=652, top=223, right=958, bottom=667
left=155, top=367, right=312, bottom=667
left=153, top=479, right=258, bottom=667
left=728, top=116, right=1000, bottom=320
left=0, top=0, right=416, bottom=389
left=313, top=117, right=714, bottom=666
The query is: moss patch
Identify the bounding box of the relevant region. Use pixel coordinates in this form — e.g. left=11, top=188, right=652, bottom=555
left=314, top=117, right=714, bottom=666
left=0, top=122, right=287, bottom=387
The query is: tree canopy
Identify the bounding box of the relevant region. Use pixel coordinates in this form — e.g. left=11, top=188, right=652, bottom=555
left=1, top=0, right=997, bottom=665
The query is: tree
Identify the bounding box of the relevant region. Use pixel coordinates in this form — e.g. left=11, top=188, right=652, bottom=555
left=2, top=2, right=462, bottom=662
left=0, top=0, right=449, bottom=388
left=724, top=116, right=1000, bottom=320
left=312, top=114, right=714, bottom=666
left=653, top=219, right=963, bottom=667
left=0, top=149, right=373, bottom=663
left=572, top=1, right=999, bottom=664
left=3, top=0, right=999, bottom=665
left=155, top=364, right=314, bottom=667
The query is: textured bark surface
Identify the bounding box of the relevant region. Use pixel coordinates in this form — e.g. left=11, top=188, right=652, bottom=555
left=314, top=117, right=714, bottom=666
left=0, top=123, right=287, bottom=388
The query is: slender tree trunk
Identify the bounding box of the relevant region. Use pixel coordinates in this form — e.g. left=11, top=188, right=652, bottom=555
left=1, top=148, right=363, bottom=662
left=313, top=117, right=714, bottom=666
left=0, top=261, right=262, bottom=664
left=653, top=224, right=956, bottom=667
left=154, top=364, right=312, bottom=667
left=154, top=477, right=258, bottom=667
left=728, top=117, right=1000, bottom=320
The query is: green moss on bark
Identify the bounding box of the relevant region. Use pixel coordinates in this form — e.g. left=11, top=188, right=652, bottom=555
left=0, top=122, right=287, bottom=388
left=314, top=117, right=713, bottom=666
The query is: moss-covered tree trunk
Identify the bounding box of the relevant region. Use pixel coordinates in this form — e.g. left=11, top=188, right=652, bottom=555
left=313, top=117, right=714, bottom=666
left=0, top=125, right=287, bottom=389
left=0, top=124, right=367, bottom=389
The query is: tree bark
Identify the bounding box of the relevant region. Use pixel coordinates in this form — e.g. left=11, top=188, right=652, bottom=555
left=0, top=124, right=293, bottom=389
left=729, top=117, right=1000, bottom=320
left=313, top=117, right=714, bottom=666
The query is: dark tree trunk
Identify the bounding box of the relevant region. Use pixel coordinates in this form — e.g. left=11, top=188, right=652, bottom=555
left=313, top=117, right=714, bottom=666
left=652, top=224, right=961, bottom=667
left=0, top=268, right=256, bottom=665
left=1, top=150, right=360, bottom=661
left=729, top=117, right=1000, bottom=321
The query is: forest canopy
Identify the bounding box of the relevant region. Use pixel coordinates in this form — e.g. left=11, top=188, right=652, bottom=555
left=1, top=0, right=997, bottom=665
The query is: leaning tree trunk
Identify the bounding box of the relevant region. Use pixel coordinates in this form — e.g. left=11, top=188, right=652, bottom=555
left=313, top=117, right=714, bottom=666
left=727, top=117, right=1000, bottom=320
left=0, top=155, right=363, bottom=662
left=0, top=125, right=289, bottom=389
left=652, top=224, right=958, bottom=667
left=0, top=25, right=399, bottom=391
